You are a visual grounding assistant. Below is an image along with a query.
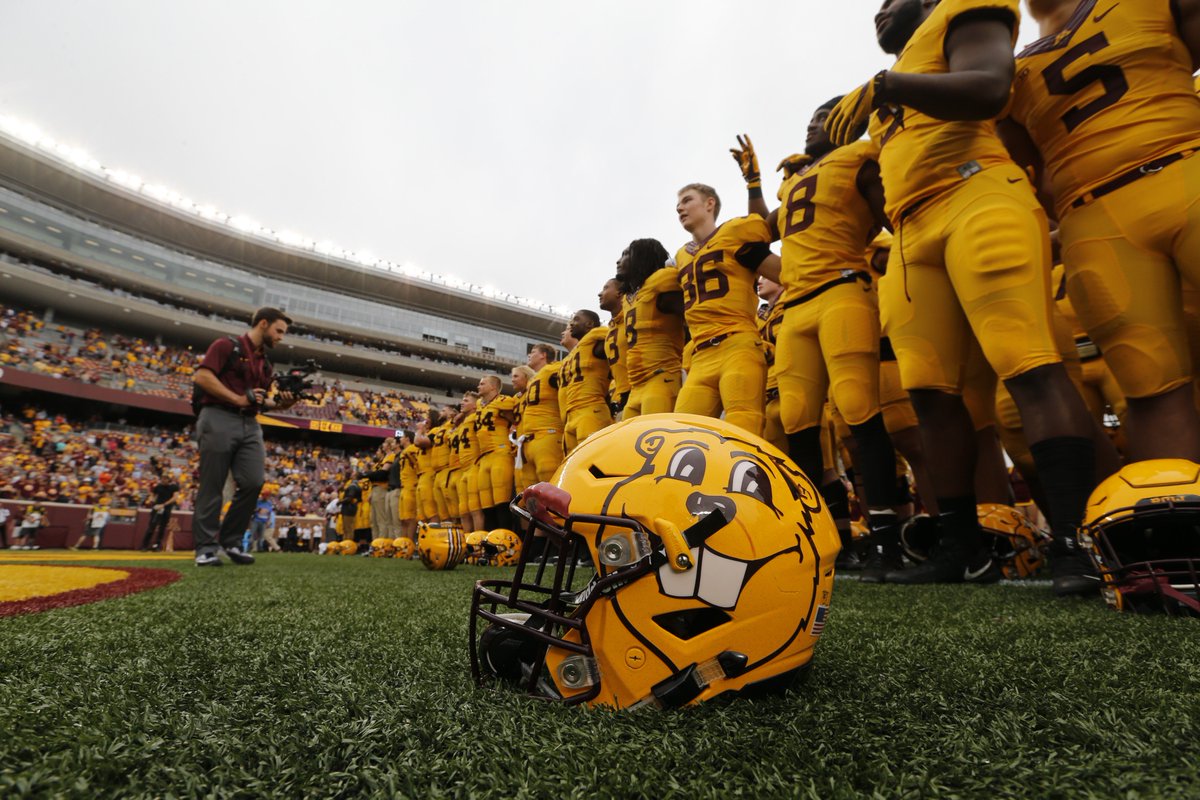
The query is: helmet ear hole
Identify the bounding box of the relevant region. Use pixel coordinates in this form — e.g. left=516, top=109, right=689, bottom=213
left=652, top=607, right=733, bottom=641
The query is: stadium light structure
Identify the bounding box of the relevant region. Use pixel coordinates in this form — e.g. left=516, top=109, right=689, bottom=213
left=0, top=112, right=569, bottom=317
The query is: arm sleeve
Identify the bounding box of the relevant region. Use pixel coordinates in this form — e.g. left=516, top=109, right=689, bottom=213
left=734, top=242, right=772, bottom=270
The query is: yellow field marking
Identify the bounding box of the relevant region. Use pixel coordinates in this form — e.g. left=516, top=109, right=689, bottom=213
left=0, top=565, right=130, bottom=601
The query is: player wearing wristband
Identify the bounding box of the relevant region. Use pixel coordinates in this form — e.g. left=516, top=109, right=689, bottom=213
left=732, top=102, right=906, bottom=582
left=672, top=183, right=781, bottom=435
left=826, top=0, right=1098, bottom=593
left=616, top=238, right=685, bottom=419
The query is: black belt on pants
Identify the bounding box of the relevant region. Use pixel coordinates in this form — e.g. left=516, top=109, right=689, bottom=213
left=695, top=333, right=730, bottom=351
left=765, top=387, right=780, bottom=402
left=1072, top=150, right=1195, bottom=209
left=783, top=270, right=871, bottom=310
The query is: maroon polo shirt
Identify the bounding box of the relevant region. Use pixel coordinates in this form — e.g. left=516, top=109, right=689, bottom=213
left=197, top=333, right=272, bottom=411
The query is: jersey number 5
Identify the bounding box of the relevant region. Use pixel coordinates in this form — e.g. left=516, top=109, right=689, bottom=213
left=1041, top=32, right=1129, bottom=133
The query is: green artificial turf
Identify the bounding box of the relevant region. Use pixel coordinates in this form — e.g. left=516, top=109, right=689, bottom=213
left=1, top=556, right=1198, bottom=799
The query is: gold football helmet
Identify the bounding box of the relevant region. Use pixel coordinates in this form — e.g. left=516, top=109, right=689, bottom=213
left=418, top=522, right=466, bottom=571
left=1081, top=459, right=1200, bottom=615
left=325, top=540, right=343, bottom=556
left=485, top=529, right=522, bottom=567
left=470, top=413, right=840, bottom=710
left=341, top=539, right=359, bottom=556
left=977, top=503, right=1049, bottom=579
left=392, top=537, right=416, bottom=559
left=370, top=537, right=395, bottom=558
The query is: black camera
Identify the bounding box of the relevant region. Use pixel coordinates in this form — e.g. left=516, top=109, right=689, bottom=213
left=272, top=359, right=322, bottom=402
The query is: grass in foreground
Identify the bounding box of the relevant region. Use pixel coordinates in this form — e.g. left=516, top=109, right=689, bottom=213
left=0, top=555, right=1198, bottom=799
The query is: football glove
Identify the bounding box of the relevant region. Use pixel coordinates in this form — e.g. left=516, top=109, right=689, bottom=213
left=775, top=153, right=813, bottom=179
left=730, top=134, right=761, bottom=189
left=825, top=71, right=889, bottom=146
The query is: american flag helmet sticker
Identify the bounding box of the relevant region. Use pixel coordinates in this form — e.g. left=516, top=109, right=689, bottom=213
left=810, top=605, right=829, bottom=637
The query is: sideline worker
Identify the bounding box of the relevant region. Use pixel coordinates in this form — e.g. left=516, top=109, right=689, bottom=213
left=191, top=307, right=297, bottom=567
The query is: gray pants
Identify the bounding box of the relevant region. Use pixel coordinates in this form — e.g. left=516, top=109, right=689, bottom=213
left=193, top=406, right=265, bottom=555
left=369, top=486, right=392, bottom=538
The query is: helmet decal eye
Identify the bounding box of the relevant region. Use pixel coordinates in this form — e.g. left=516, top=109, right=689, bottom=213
left=727, top=460, right=773, bottom=508
left=664, top=446, right=707, bottom=486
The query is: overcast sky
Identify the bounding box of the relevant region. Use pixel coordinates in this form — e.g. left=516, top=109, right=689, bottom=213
left=0, top=1, right=1038, bottom=316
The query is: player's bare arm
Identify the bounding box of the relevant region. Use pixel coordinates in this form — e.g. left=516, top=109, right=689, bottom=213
left=995, top=117, right=1056, bottom=218
left=1174, top=0, right=1200, bottom=68
left=855, top=158, right=891, bottom=234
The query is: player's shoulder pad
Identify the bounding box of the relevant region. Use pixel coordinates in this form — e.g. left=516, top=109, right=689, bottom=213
left=723, top=214, right=772, bottom=244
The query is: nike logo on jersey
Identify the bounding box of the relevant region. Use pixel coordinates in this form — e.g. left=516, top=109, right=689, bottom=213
left=1093, top=3, right=1118, bottom=23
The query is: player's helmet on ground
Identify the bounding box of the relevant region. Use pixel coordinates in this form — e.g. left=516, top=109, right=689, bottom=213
left=341, top=539, right=359, bottom=556
left=1081, top=459, right=1200, bottom=615
left=470, top=413, right=840, bottom=710
left=370, top=537, right=395, bottom=558
left=485, top=528, right=522, bottom=567
left=465, top=531, right=490, bottom=565
left=978, top=503, right=1049, bottom=579
left=392, top=537, right=416, bottom=559
left=418, top=522, right=466, bottom=571
left=326, top=540, right=343, bottom=555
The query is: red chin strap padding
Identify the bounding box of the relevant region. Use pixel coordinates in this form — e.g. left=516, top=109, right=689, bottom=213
left=522, top=482, right=572, bottom=522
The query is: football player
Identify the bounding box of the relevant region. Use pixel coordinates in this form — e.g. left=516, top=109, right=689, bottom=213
left=475, top=374, right=518, bottom=530
left=397, top=431, right=420, bottom=539
left=516, top=343, right=565, bottom=485
left=457, top=391, right=484, bottom=533
left=999, top=0, right=1200, bottom=466
left=825, top=0, right=1098, bottom=591
left=672, top=183, right=782, bottom=435
left=733, top=103, right=908, bottom=581
left=756, top=274, right=787, bottom=454
left=413, top=418, right=439, bottom=524
left=509, top=364, right=536, bottom=497
left=423, top=408, right=454, bottom=524
left=598, top=278, right=631, bottom=419
left=558, top=310, right=614, bottom=454
left=615, top=238, right=685, bottom=418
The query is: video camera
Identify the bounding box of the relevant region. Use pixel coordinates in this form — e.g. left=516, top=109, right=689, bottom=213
left=270, top=359, right=322, bottom=403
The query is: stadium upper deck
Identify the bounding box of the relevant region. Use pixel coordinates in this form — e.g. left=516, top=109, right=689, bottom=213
left=0, top=125, right=566, bottom=387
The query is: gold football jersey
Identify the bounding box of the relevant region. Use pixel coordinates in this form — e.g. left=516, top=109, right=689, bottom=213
left=559, top=326, right=612, bottom=413
left=625, top=267, right=685, bottom=385
left=1010, top=0, right=1200, bottom=218
left=399, top=444, right=420, bottom=484
left=415, top=434, right=434, bottom=475
left=518, top=361, right=563, bottom=435
left=869, top=0, right=1022, bottom=223
left=451, top=412, right=475, bottom=470
left=673, top=215, right=773, bottom=342
left=777, top=139, right=881, bottom=302
left=429, top=422, right=452, bottom=471
left=757, top=300, right=786, bottom=392
left=606, top=303, right=631, bottom=397
left=475, top=394, right=517, bottom=454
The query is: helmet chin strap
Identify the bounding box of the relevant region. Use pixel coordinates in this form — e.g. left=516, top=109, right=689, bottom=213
left=626, top=651, right=750, bottom=711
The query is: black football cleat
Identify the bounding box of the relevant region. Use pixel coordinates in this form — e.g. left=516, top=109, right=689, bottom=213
left=1049, top=537, right=1098, bottom=597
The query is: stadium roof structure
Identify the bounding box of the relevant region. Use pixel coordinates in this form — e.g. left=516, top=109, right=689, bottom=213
left=0, top=123, right=566, bottom=343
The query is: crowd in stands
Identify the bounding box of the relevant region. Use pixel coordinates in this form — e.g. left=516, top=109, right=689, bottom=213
left=5, top=256, right=517, bottom=369
left=0, top=407, right=374, bottom=516
left=0, top=303, right=439, bottom=430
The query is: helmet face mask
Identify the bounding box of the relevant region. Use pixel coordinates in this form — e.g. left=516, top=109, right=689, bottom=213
left=469, top=413, right=840, bottom=710
left=977, top=504, right=1049, bottom=580
left=1082, top=460, right=1200, bottom=615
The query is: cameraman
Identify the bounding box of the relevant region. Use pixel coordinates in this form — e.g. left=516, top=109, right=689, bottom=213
left=191, top=307, right=297, bottom=567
